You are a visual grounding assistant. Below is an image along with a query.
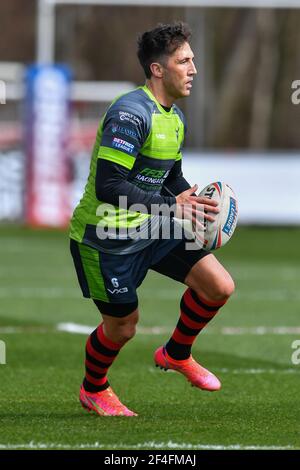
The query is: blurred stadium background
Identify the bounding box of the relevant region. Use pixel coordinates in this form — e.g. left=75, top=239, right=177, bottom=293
left=0, top=0, right=300, bottom=450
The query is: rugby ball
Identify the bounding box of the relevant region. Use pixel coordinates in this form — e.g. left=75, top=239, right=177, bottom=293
left=199, top=181, right=238, bottom=251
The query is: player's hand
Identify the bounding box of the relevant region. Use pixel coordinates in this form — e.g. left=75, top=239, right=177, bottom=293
left=175, top=184, right=219, bottom=232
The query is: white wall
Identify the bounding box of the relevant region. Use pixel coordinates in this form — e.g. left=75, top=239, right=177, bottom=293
left=1, top=150, right=300, bottom=225
left=183, top=152, right=300, bottom=224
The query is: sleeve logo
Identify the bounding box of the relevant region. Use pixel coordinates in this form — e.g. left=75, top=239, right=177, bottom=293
left=112, top=137, right=135, bottom=154
left=111, top=123, right=138, bottom=138
left=119, top=111, right=141, bottom=126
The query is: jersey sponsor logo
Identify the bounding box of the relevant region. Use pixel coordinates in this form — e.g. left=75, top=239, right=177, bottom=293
left=119, top=111, right=141, bottom=126
left=112, top=137, right=135, bottom=153
left=134, top=168, right=170, bottom=185
left=111, top=123, right=138, bottom=138
left=140, top=168, right=167, bottom=178
left=156, top=133, right=166, bottom=139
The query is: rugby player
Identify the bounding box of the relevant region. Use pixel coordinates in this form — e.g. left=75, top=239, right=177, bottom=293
left=70, top=22, right=235, bottom=416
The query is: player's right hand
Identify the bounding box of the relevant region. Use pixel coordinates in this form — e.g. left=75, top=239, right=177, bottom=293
left=175, top=184, right=219, bottom=232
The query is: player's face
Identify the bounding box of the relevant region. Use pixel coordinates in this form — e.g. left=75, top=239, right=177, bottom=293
left=162, top=42, right=197, bottom=100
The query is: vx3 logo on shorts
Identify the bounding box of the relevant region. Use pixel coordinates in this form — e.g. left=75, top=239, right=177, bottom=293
left=108, top=278, right=129, bottom=294
left=107, top=287, right=129, bottom=294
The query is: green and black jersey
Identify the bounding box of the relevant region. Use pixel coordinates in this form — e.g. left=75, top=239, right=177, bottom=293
left=69, top=85, right=191, bottom=254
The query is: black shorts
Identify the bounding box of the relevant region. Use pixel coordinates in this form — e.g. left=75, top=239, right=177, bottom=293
left=70, top=234, right=210, bottom=315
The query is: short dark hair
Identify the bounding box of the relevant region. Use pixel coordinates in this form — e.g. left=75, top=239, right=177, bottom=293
left=137, top=22, right=192, bottom=79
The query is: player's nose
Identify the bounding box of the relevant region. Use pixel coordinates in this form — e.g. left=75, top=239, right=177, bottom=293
left=189, top=61, right=197, bottom=75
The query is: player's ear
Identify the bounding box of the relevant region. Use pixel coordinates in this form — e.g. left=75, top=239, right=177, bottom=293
left=149, top=62, right=164, bottom=79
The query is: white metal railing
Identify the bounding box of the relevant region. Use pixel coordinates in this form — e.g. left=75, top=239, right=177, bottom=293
left=0, top=79, right=135, bottom=102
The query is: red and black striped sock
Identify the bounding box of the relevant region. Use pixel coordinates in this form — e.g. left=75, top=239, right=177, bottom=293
left=83, top=323, right=122, bottom=393
left=165, top=288, right=227, bottom=360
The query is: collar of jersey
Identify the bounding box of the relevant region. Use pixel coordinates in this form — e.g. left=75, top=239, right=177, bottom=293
left=141, top=85, right=174, bottom=117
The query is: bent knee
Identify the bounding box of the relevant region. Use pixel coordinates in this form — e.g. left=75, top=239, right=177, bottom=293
left=212, top=277, right=235, bottom=302
left=117, top=324, right=137, bottom=343
left=118, top=309, right=139, bottom=341
left=195, top=276, right=235, bottom=303
left=103, top=308, right=139, bottom=344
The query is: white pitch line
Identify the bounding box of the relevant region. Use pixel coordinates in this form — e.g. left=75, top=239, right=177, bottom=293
left=141, top=289, right=300, bottom=302
left=2, top=267, right=300, bottom=282
left=56, top=322, right=93, bottom=335
left=1, top=323, right=300, bottom=336
left=0, top=441, right=294, bottom=450
left=56, top=323, right=171, bottom=335
left=56, top=323, right=300, bottom=336
left=0, top=326, right=51, bottom=334
left=149, top=367, right=298, bottom=375
left=217, top=368, right=298, bottom=375
left=222, top=326, right=300, bottom=335
left=0, top=287, right=80, bottom=299
left=1, top=286, right=300, bottom=302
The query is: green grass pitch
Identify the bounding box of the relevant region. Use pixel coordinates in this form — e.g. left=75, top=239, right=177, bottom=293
left=0, top=225, right=300, bottom=450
